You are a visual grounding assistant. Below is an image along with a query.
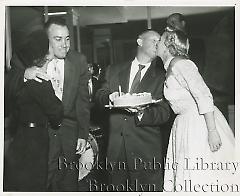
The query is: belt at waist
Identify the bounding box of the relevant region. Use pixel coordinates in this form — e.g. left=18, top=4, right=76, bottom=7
left=20, top=122, right=48, bottom=128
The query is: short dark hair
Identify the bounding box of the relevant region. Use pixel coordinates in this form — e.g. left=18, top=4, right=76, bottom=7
left=17, top=29, right=49, bottom=68
left=166, top=13, right=187, bottom=34
left=44, top=17, right=68, bottom=34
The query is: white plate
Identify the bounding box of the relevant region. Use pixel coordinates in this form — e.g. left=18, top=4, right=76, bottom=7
left=105, top=99, right=162, bottom=108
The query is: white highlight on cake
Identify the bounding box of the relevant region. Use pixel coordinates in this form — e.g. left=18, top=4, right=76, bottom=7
left=118, top=85, right=122, bottom=96
left=113, top=92, right=152, bottom=107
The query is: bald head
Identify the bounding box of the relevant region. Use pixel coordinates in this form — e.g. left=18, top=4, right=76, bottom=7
left=136, top=30, right=160, bottom=62
left=138, top=30, right=160, bottom=40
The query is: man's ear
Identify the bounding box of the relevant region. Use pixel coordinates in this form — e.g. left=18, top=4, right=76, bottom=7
left=47, top=44, right=55, bottom=59
left=181, top=21, right=186, bottom=31
left=48, top=44, right=53, bottom=55
left=137, top=38, right=143, bottom=47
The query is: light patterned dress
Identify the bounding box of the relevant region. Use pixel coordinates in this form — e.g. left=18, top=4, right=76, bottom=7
left=163, top=57, right=235, bottom=192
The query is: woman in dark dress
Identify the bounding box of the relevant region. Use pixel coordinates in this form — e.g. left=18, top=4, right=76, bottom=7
left=4, top=30, right=63, bottom=191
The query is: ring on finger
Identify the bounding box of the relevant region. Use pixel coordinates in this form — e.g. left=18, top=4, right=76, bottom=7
left=212, top=146, right=218, bottom=151
left=214, top=146, right=219, bottom=151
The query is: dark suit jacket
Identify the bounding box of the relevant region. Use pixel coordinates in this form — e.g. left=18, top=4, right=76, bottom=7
left=58, top=50, right=90, bottom=140
left=5, top=50, right=90, bottom=140
left=95, top=59, right=170, bottom=171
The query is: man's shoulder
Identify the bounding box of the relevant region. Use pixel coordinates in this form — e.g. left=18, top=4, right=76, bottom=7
left=66, top=50, right=88, bottom=70
left=111, top=60, right=132, bottom=71
left=67, top=50, right=86, bottom=60
left=153, top=57, right=166, bottom=74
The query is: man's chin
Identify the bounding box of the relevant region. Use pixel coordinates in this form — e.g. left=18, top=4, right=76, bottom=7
left=150, top=54, right=157, bottom=59
left=56, top=54, right=67, bottom=59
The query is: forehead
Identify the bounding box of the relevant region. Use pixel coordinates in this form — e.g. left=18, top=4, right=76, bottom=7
left=48, top=24, right=69, bottom=37
left=142, top=31, right=160, bottom=40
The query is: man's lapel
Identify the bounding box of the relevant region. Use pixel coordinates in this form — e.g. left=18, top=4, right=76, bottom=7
left=137, top=60, right=157, bottom=92
left=62, top=57, right=75, bottom=108
left=118, top=62, right=131, bottom=93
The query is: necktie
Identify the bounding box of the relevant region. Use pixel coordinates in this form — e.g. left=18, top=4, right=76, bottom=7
left=51, top=59, right=63, bottom=100
left=130, top=64, right=145, bottom=93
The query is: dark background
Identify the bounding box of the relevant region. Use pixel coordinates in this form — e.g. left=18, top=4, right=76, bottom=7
left=7, top=6, right=235, bottom=116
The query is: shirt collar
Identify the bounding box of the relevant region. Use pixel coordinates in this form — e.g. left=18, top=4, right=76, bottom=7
left=133, top=57, right=151, bottom=69
left=53, top=58, right=64, bottom=64
left=164, top=56, right=174, bottom=71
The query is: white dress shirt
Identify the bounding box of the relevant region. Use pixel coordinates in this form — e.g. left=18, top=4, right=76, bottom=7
left=128, top=57, right=151, bottom=120
left=47, top=59, right=65, bottom=100
left=128, top=57, right=151, bottom=92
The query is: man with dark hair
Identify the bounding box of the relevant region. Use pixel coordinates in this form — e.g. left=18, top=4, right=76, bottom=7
left=6, top=16, right=90, bottom=191
left=95, top=30, right=170, bottom=191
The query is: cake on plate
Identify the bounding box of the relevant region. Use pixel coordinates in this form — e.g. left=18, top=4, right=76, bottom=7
left=113, top=92, right=152, bottom=107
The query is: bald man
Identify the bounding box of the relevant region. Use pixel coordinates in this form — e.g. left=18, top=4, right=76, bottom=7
left=95, top=30, right=170, bottom=191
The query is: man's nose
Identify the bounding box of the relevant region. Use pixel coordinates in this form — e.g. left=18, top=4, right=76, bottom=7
left=62, top=40, right=67, bottom=48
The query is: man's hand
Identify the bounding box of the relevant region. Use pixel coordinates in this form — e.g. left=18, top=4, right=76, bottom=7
left=109, top=91, right=124, bottom=102
left=76, top=138, right=87, bottom=155
left=125, top=105, right=149, bottom=113
left=109, top=91, right=125, bottom=106
left=24, top=66, right=50, bottom=83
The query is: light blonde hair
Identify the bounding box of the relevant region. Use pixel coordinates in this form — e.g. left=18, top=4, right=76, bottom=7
left=163, top=30, right=190, bottom=58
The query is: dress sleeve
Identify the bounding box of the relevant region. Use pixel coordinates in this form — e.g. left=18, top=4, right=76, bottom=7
left=26, top=80, right=63, bottom=127
left=172, top=59, right=214, bottom=114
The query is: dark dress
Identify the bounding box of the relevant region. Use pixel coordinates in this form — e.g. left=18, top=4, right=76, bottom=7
left=4, top=80, right=63, bottom=192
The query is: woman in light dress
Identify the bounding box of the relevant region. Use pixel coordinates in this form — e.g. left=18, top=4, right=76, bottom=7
left=157, top=29, right=235, bottom=192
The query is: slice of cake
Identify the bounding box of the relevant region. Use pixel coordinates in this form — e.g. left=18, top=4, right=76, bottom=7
left=113, top=92, right=152, bottom=107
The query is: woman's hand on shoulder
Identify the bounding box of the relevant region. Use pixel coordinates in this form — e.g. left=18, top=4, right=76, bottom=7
left=24, top=66, right=50, bottom=82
